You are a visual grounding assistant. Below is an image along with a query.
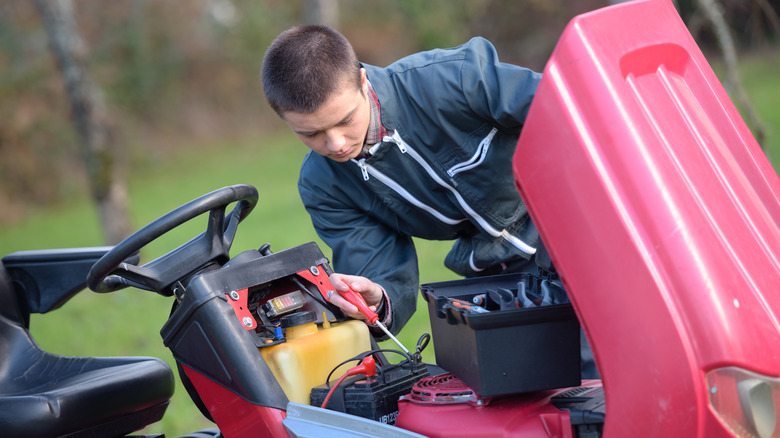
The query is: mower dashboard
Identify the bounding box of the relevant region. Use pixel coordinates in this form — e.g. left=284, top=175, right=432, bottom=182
left=165, top=241, right=345, bottom=348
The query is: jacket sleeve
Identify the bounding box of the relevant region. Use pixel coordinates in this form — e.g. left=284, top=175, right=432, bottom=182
left=298, top=154, right=420, bottom=336
left=459, top=37, right=542, bottom=130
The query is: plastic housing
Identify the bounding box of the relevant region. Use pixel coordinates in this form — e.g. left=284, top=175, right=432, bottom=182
left=512, top=0, right=780, bottom=436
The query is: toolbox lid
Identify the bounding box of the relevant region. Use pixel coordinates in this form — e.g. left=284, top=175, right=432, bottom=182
left=513, top=0, right=780, bottom=435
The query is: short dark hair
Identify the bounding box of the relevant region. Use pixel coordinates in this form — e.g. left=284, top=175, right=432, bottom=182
left=261, top=25, right=361, bottom=116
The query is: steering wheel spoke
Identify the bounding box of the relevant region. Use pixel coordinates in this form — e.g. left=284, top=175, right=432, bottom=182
left=206, top=205, right=229, bottom=254
left=221, top=209, right=242, bottom=250
left=110, top=261, right=161, bottom=292
left=87, top=185, right=259, bottom=295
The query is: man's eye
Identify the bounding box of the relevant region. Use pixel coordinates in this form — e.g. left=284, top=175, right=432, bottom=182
left=303, top=132, right=319, bottom=138
left=339, top=118, right=353, bottom=126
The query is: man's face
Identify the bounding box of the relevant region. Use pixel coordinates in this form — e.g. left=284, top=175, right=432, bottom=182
left=282, top=70, right=371, bottom=162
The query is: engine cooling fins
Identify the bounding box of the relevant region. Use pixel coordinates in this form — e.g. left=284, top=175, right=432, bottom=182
left=403, top=373, right=490, bottom=406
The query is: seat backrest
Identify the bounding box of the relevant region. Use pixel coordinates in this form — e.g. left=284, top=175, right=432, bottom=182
left=2, top=247, right=115, bottom=316
left=0, top=263, right=29, bottom=328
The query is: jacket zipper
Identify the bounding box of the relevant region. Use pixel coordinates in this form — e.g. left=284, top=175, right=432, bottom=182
left=354, top=158, right=467, bottom=226
left=447, top=127, right=498, bottom=177
left=381, top=130, right=536, bottom=256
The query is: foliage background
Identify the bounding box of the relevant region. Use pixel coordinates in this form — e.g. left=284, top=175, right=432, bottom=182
left=8, top=0, right=776, bottom=223
left=0, top=0, right=778, bottom=436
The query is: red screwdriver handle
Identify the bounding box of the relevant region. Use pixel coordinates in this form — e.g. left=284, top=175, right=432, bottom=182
left=337, top=287, right=379, bottom=325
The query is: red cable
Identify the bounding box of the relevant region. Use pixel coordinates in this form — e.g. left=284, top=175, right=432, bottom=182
left=321, top=373, right=350, bottom=409
left=321, top=356, right=377, bottom=410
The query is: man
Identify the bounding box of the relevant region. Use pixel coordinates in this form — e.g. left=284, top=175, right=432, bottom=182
left=262, top=25, right=542, bottom=338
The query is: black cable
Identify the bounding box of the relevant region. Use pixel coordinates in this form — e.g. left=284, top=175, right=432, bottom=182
left=324, top=348, right=411, bottom=388
left=412, top=333, right=431, bottom=363
left=291, top=276, right=331, bottom=310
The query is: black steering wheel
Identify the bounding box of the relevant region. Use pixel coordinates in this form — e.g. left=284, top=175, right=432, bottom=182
left=87, top=184, right=258, bottom=295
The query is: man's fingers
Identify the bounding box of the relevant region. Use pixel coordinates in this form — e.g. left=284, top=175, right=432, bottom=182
left=327, top=290, right=362, bottom=318
left=328, top=273, right=382, bottom=319
left=330, top=276, right=354, bottom=294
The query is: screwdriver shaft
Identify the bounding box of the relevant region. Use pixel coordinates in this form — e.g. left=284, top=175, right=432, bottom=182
left=333, top=287, right=412, bottom=355
left=375, top=320, right=410, bottom=355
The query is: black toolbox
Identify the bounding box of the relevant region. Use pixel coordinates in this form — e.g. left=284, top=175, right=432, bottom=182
left=421, top=273, right=581, bottom=397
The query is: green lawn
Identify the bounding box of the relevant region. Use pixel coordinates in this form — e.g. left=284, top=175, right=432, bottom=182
left=736, top=50, right=780, bottom=165
left=2, top=49, right=779, bottom=437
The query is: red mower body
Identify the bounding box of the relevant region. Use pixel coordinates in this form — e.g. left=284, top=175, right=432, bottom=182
left=512, top=0, right=780, bottom=437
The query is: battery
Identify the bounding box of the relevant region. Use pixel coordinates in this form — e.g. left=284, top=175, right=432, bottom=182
left=310, top=361, right=429, bottom=425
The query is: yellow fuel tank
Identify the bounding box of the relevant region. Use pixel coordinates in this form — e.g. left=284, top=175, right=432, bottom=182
left=259, top=317, right=372, bottom=405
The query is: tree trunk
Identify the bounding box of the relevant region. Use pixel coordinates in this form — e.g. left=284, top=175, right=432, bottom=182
left=756, top=0, right=780, bottom=38
left=695, top=0, right=767, bottom=146
left=304, top=0, right=340, bottom=28
left=34, top=0, right=132, bottom=244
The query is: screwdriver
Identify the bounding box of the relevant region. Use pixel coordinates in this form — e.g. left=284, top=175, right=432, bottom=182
left=335, top=287, right=411, bottom=355
left=446, top=297, right=490, bottom=313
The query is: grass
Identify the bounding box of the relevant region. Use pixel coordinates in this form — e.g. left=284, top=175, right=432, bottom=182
left=701, top=46, right=780, bottom=166
left=734, top=49, right=780, bottom=164
left=2, top=48, right=779, bottom=437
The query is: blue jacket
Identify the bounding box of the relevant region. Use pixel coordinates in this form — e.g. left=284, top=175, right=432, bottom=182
left=298, top=37, right=542, bottom=334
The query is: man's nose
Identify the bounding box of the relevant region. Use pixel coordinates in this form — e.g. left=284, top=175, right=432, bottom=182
left=326, top=129, right=346, bottom=151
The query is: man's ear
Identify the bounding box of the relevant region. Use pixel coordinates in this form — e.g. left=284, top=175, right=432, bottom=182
left=360, top=68, right=368, bottom=94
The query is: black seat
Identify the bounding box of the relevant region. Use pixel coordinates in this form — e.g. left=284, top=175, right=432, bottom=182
left=0, top=249, right=174, bottom=438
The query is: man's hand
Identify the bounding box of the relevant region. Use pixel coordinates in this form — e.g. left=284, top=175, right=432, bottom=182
left=327, top=273, right=384, bottom=321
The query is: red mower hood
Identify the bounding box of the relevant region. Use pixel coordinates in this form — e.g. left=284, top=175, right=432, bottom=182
left=513, top=0, right=780, bottom=436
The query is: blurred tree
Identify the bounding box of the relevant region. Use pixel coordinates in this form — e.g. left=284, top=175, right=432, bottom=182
left=397, top=0, right=471, bottom=52
left=680, top=0, right=780, bottom=52
left=34, top=0, right=131, bottom=244
left=304, top=0, right=339, bottom=27
left=2, top=0, right=777, bottom=228
left=465, top=0, right=605, bottom=71
left=695, top=0, right=768, bottom=145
